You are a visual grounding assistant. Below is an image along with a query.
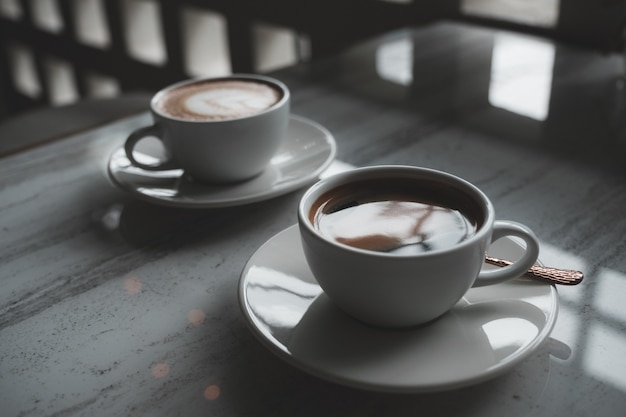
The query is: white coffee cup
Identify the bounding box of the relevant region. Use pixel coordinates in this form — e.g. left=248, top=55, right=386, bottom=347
left=124, top=74, right=290, bottom=183
left=297, top=165, right=540, bottom=328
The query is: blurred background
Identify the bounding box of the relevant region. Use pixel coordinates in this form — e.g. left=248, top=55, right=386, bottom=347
left=0, top=0, right=624, bottom=121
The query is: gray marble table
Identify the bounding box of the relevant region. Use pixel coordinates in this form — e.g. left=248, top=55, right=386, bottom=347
left=2, top=22, right=626, bottom=416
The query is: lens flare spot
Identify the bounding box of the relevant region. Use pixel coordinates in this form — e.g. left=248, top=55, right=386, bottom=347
left=187, top=309, right=206, bottom=326
left=151, top=362, right=170, bottom=379
left=124, top=277, right=142, bottom=294
left=204, top=384, right=221, bottom=400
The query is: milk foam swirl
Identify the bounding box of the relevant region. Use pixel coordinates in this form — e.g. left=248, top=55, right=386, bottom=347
left=156, top=80, right=282, bottom=121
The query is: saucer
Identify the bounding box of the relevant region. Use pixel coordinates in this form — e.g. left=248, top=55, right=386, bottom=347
left=107, top=115, right=336, bottom=208
left=238, top=225, right=558, bottom=393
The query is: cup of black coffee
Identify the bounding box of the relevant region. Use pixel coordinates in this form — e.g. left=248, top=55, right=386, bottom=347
left=124, top=74, right=290, bottom=183
left=297, top=165, right=540, bottom=328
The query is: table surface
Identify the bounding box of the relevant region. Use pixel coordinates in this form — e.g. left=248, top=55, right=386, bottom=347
left=2, top=21, right=626, bottom=417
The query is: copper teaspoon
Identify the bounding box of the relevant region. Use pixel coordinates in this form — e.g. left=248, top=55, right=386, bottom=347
left=485, top=255, right=584, bottom=285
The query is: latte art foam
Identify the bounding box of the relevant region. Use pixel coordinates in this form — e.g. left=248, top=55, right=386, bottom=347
left=156, top=80, right=282, bottom=121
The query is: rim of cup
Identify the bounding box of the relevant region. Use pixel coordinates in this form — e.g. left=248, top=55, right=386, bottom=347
left=298, top=165, right=496, bottom=258
left=150, top=73, right=290, bottom=123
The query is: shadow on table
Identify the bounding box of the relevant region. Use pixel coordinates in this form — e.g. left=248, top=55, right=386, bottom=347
left=98, top=190, right=301, bottom=248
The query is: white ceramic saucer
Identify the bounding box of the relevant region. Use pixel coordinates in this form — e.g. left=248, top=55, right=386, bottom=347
left=238, top=225, right=558, bottom=393
left=107, top=116, right=336, bottom=208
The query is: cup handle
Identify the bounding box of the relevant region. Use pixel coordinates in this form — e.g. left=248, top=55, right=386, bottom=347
left=473, top=220, right=540, bottom=288
left=124, top=124, right=178, bottom=171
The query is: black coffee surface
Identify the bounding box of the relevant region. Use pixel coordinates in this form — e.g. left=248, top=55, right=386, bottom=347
left=310, top=178, right=482, bottom=254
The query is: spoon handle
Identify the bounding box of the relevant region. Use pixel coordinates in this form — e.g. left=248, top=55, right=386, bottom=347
left=485, top=256, right=584, bottom=286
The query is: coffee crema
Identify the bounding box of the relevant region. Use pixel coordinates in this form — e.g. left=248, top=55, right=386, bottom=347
left=310, top=178, right=483, bottom=254
left=155, top=79, right=282, bottom=121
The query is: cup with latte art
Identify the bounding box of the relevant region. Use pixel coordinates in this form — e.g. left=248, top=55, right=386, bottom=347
left=124, top=74, right=290, bottom=183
